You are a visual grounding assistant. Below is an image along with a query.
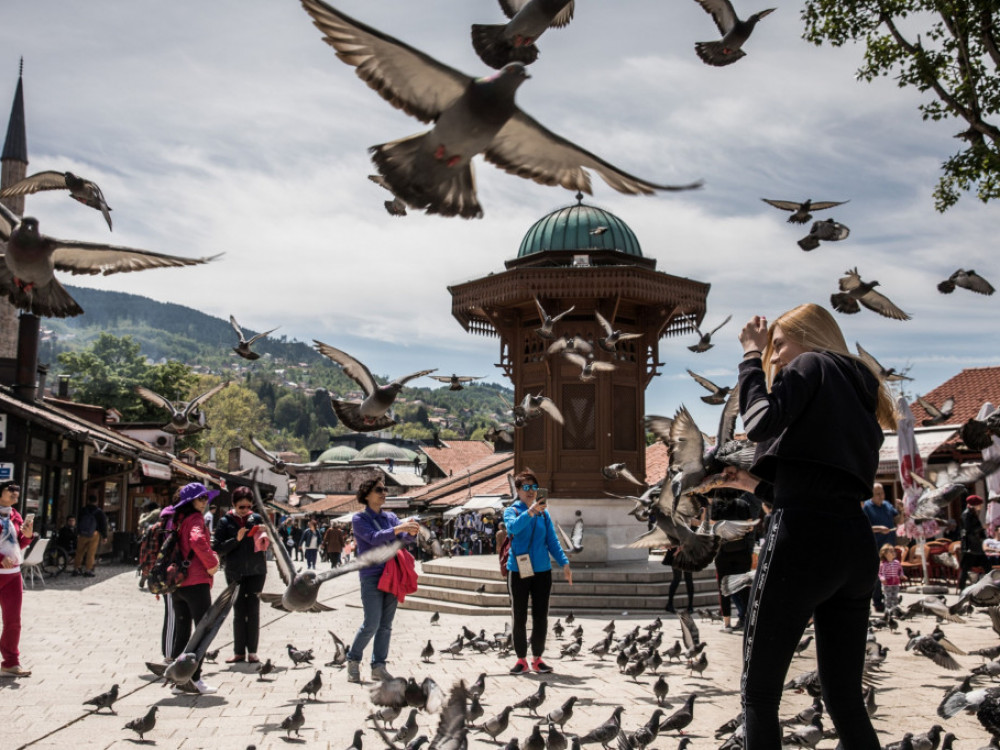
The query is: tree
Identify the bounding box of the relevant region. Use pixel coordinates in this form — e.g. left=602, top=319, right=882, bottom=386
left=200, top=382, right=269, bottom=459
left=803, top=0, right=1000, bottom=210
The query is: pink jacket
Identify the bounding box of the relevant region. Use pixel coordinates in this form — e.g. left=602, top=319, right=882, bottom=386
left=177, top=512, right=219, bottom=587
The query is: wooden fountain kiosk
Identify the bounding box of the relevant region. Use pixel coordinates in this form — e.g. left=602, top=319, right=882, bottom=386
left=449, top=196, right=710, bottom=565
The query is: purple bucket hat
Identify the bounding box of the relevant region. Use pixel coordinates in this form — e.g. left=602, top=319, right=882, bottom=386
left=173, top=482, right=220, bottom=510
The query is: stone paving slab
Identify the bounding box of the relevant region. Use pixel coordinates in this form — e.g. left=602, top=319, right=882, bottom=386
left=4, top=558, right=996, bottom=749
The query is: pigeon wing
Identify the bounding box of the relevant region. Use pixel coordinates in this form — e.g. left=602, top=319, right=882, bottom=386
left=858, top=288, right=911, bottom=320
left=551, top=2, right=575, bottom=27
left=392, top=369, right=438, bottom=387
left=316, top=539, right=404, bottom=583
left=249, top=434, right=280, bottom=462
left=838, top=268, right=863, bottom=292
left=854, top=342, right=883, bottom=376
left=314, top=341, right=379, bottom=396
left=245, top=326, right=279, bottom=346
left=185, top=581, right=239, bottom=660
left=678, top=610, right=700, bottom=649
left=0, top=170, right=69, bottom=196
left=808, top=200, right=849, bottom=211
left=486, top=111, right=702, bottom=196
left=535, top=396, right=564, bottom=424
left=687, top=369, right=721, bottom=395
left=299, top=0, right=470, bottom=124
left=185, top=381, right=229, bottom=416
left=428, top=681, right=468, bottom=750
left=423, top=677, right=447, bottom=715
left=595, top=311, right=614, bottom=337
left=669, top=406, right=705, bottom=473
left=695, top=0, right=739, bottom=35
left=962, top=271, right=996, bottom=295
left=251, top=473, right=297, bottom=586
left=229, top=314, right=246, bottom=342
left=134, top=386, right=176, bottom=413
left=761, top=198, right=801, bottom=213
left=371, top=677, right=410, bottom=708
left=708, top=314, right=732, bottom=337
left=715, top=390, right=740, bottom=446
left=645, top=415, right=674, bottom=445
left=50, top=241, right=219, bottom=275
left=0, top=201, right=19, bottom=240
left=498, top=0, right=526, bottom=19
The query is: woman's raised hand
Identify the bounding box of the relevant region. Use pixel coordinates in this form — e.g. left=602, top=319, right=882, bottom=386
left=739, top=315, right=769, bottom=354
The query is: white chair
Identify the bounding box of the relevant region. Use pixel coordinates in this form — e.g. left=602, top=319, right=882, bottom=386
left=21, top=537, right=48, bottom=589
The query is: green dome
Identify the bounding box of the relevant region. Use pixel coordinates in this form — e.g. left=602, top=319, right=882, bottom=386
left=316, top=445, right=360, bottom=463
left=517, top=200, right=642, bottom=258
left=355, top=442, right=417, bottom=461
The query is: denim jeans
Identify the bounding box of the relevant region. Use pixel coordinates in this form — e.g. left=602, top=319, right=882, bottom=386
left=347, top=575, right=397, bottom=667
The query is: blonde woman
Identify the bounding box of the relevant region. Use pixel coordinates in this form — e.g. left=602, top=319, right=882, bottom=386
left=720, top=303, right=896, bottom=750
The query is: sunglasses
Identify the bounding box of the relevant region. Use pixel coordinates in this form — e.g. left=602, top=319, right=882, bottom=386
left=372, top=487, right=387, bottom=494
left=235, top=504, right=252, bottom=510
left=519, top=484, right=540, bottom=492
left=3, top=487, right=20, bottom=494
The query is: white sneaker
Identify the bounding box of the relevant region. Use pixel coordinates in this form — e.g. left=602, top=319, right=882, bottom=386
left=193, top=679, right=217, bottom=695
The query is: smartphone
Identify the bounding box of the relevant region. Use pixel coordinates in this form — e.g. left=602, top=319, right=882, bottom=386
left=537, top=489, right=548, bottom=502
left=23, top=513, right=35, bottom=526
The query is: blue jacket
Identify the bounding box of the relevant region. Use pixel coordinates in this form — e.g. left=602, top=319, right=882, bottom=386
left=503, top=501, right=570, bottom=574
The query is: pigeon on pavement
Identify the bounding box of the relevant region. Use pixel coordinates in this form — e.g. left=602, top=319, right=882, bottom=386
left=300, top=669, right=323, bottom=700
left=513, top=682, right=547, bottom=715
left=281, top=703, right=307, bottom=738
left=83, top=683, right=120, bottom=713
left=123, top=706, right=158, bottom=741
left=298, top=0, right=701, bottom=219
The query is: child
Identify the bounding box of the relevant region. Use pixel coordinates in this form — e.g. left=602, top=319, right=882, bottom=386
left=878, top=544, right=903, bottom=612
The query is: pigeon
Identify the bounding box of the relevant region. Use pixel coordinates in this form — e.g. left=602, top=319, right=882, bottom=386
left=135, top=381, right=229, bottom=435
left=795, top=635, right=814, bottom=656
left=163, top=581, right=240, bottom=686
left=347, top=729, right=365, bottom=750
left=561, top=638, right=583, bottom=659
left=797, top=218, right=850, bottom=251
left=961, top=409, right=1000, bottom=451
left=693, top=0, right=775, bottom=66
left=506, top=392, right=563, bottom=428
left=430, top=612, right=440, bottom=626
left=204, top=649, right=220, bottom=663
left=563, top=351, right=615, bottom=382
left=249, top=434, right=312, bottom=476
left=686, top=651, right=708, bottom=677
left=476, top=705, right=514, bottom=741
left=855, top=342, right=912, bottom=382
left=513, top=681, right=547, bottom=715
left=534, top=299, right=575, bottom=340
left=954, top=570, right=1000, bottom=610
left=780, top=698, right=823, bottom=727
left=916, top=396, right=955, bottom=426
left=938, top=269, right=995, bottom=295
left=429, top=374, right=486, bottom=391
left=523, top=724, right=546, bottom=750
left=123, top=706, right=158, bottom=741
left=441, top=636, right=464, bottom=658
left=761, top=197, right=848, bottom=224
left=471, top=0, right=575, bottom=69
left=468, top=672, right=487, bottom=701
left=467, top=695, right=485, bottom=727
left=314, top=341, right=435, bottom=432
left=830, top=268, right=911, bottom=320
left=664, top=640, right=683, bottom=662
left=287, top=643, right=315, bottom=668
left=298, top=669, right=323, bottom=701
left=589, top=635, right=613, bottom=660
left=545, top=722, right=569, bottom=750
left=624, top=656, right=647, bottom=681
left=0, top=202, right=218, bottom=318
left=421, top=640, right=435, bottom=663
left=579, top=706, right=625, bottom=748
left=326, top=630, right=349, bottom=668
left=256, top=658, right=275, bottom=681
left=427, top=680, right=469, bottom=750
left=485, top=425, right=515, bottom=448
left=601, top=463, right=645, bottom=487
left=394, top=709, right=420, bottom=744
left=595, top=311, right=643, bottom=353
left=659, top=693, right=696, bottom=733
left=653, top=675, right=669, bottom=705
left=687, top=314, right=732, bottom=352
left=782, top=714, right=823, bottom=748
left=83, top=683, right=119, bottom=713
left=369, top=173, right=409, bottom=216
left=720, top=570, right=756, bottom=597
left=371, top=677, right=446, bottom=714
left=565, top=612, right=575, bottom=625
left=298, top=1, right=701, bottom=219
left=0, top=170, right=114, bottom=229
left=686, top=369, right=733, bottom=405
left=908, top=459, right=1000, bottom=521
left=905, top=633, right=963, bottom=670
left=230, top=315, right=279, bottom=360
left=251, top=475, right=403, bottom=611
left=938, top=676, right=1000, bottom=719
left=370, top=706, right=404, bottom=729
left=548, top=335, right=594, bottom=357
left=546, top=696, right=577, bottom=728
left=553, top=620, right=564, bottom=639
left=618, top=709, right=665, bottom=750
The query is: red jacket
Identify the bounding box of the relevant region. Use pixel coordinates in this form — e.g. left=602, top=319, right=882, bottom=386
left=177, top=512, right=219, bottom=587
left=377, top=548, right=418, bottom=603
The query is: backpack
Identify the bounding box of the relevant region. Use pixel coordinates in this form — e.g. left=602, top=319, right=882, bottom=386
left=137, top=522, right=165, bottom=585
left=498, top=534, right=511, bottom=576
left=146, top=526, right=194, bottom=596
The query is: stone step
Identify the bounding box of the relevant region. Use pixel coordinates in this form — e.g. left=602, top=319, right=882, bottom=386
left=417, top=571, right=720, bottom=598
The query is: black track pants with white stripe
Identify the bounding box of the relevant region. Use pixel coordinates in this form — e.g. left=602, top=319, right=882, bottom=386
left=741, top=507, right=879, bottom=750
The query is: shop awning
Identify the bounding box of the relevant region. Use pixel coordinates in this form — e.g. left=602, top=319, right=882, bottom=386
left=443, top=495, right=506, bottom=519
left=878, top=426, right=958, bottom=475
left=139, top=459, right=172, bottom=480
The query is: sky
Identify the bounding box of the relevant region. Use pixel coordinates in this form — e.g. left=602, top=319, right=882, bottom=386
left=1, top=0, right=997, bottom=434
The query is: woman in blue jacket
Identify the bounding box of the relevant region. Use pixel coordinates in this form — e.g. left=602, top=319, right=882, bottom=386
left=503, top=469, right=572, bottom=675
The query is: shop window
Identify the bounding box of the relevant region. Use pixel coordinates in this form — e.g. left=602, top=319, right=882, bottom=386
left=30, top=437, right=48, bottom=458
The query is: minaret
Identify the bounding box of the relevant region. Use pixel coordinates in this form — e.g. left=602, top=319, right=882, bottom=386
left=0, top=59, right=28, bottom=356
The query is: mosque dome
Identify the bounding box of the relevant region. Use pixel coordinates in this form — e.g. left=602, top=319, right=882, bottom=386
left=316, top=445, right=359, bottom=463
left=517, top=197, right=642, bottom=259
left=354, top=442, right=417, bottom=462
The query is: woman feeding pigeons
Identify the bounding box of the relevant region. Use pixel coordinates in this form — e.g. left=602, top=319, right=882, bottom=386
left=719, top=303, right=896, bottom=750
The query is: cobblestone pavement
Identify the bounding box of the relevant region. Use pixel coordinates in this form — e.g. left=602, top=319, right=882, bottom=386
left=3, top=559, right=994, bottom=749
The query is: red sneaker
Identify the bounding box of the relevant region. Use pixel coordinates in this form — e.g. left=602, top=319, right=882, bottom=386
left=509, top=658, right=529, bottom=675
left=531, top=658, right=553, bottom=674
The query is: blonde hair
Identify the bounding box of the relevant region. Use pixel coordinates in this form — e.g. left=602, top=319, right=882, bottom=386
left=879, top=543, right=896, bottom=561
left=762, top=303, right=897, bottom=430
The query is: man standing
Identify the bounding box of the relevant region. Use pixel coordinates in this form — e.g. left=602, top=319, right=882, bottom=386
left=323, top=523, right=345, bottom=568
left=72, top=496, right=108, bottom=577
left=959, top=494, right=989, bottom=591
left=863, top=483, right=897, bottom=612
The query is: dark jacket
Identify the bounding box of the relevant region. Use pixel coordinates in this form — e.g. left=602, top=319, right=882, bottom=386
left=711, top=492, right=758, bottom=555
left=212, top=511, right=268, bottom=579
left=77, top=504, right=109, bottom=538
left=961, top=507, right=986, bottom=554
left=739, top=351, right=883, bottom=503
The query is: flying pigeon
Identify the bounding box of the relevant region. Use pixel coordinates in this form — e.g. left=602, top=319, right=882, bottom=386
left=371, top=676, right=445, bottom=713
left=123, top=706, right=158, bottom=742
left=830, top=268, right=911, bottom=320
left=938, top=268, right=995, bottom=295
left=503, top=392, right=563, bottom=428
left=0, top=202, right=219, bottom=318
left=429, top=374, right=485, bottom=391
left=855, top=342, right=912, bottom=382
left=249, top=435, right=313, bottom=476
left=595, top=311, right=642, bottom=353
left=916, top=395, right=955, bottom=426
left=534, top=299, right=575, bottom=340
left=797, top=217, right=850, bottom=251
left=687, top=314, right=732, bottom=352
left=251, top=474, right=403, bottom=612
left=686, top=369, right=732, bottom=405
left=230, top=315, right=279, bottom=360
left=692, top=0, right=775, bottom=66
left=602, top=463, right=645, bottom=487
left=471, top=0, right=575, bottom=69
left=761, top=197, right=848, bottom=224
left=0, top=170, right=113, bottom=229
left=163, top=581, right=240, bottom=687
left=135, top=381, right=229, bottom=435
left=563, top=352, right=615, bottom=382
left=314, top=340, right=435, bottom=432
left=298, top=0, right=701, bottom=219
left=369, top=173, right=408, bottom=216
left=961, top=409, right=1000, bottom=451
left=548, top=335, right=594, bottom=357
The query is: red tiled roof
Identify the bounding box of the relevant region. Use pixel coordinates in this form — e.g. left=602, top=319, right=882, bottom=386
left=402, top=452, right=514, bottom=508
left=297, top=495, right=362, bottom=514
left=428, top=473, right=513, bottom=509
left=910, top=366, right=1000, bottom=427
left=420, top=440, right=494, bottom=479
left=646, top=441, right=669, bottom=485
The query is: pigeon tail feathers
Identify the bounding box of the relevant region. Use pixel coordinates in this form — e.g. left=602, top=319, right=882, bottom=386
left=471, top=24, right=540, bottom=69
left=694, top=41, right=746, bottom=66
